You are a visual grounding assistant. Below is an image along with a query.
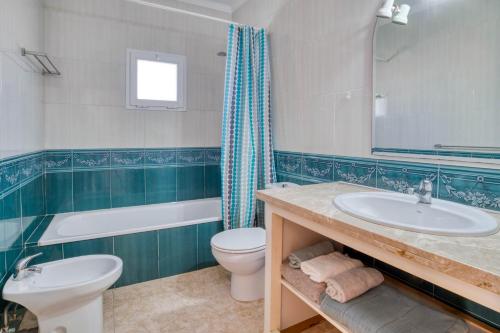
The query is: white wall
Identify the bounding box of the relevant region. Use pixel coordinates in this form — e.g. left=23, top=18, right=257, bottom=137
left=43, top=0, right=228, bottom=149
left=0, top=0, right=45, bottom=159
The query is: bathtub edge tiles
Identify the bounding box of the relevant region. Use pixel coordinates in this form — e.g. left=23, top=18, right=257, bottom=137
left=114, top=230, right=159, bottom=287
left=158, top=225, right=198, bottom=278
left=197, top=220, right=223, bottom=269
left=63, top=237, right=114, bottom=258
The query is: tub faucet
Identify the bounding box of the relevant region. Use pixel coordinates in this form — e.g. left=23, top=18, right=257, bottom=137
left=13, top=253, right=43, bottom=281
left=408, top=180, right=433, bottom=204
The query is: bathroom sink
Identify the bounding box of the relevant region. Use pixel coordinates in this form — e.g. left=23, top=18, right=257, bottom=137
left=3, top=255, right=122, bottom=333
left=334, top=192, right=499, bottom=237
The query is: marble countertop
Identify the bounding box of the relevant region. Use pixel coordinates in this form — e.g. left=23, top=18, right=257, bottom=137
left=257, top=182, right=500, bottom=295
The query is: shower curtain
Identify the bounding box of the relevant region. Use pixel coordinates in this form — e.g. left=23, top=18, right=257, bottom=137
left=221, top=24, right=276, bottom=230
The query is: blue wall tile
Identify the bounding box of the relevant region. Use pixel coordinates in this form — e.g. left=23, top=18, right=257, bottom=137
left=376, top=161, right=438, bottom=195
left=73, top=151, right=110, bottom=170
left=114, top=231, right=159, bottom=287
left=45, top=172, right=73, bottom=214
left=144, top=149, right=176, bottom=167
left=197, top=221, right=223, bottom=269
left=45, top=151, right=72, bottom=171
left=111, top=150, right=144, bottom=168
left=177, top=149, right=205, bottom=165
left=275, top=152, right=302, bottom=176
left=177, top=166, right=204, bottom=201
left=25, top=216, right=54, bottom=246
left=110, top=169, right=145, bottom=208
left=334, top=158, right=377, bottom=187
left=3, top=189, right=22, bottom=253
left=302, top=156, right=334, bottom=182
left=205, top=165, right=221, bottom=198
left=438, top=166, right=500, bottom=211
left=145, top=167, right=176, bottom=204
left=63, top=238, right=114, bottom=258
left=73, top=170, right=111, bottom=211
left=205, top=149, right=221, bottom=165
left=158, top=225, right=197, bottom=277
left=25, top=244, right=63, bottom=265
left=21, top=175, right=45, bottom=217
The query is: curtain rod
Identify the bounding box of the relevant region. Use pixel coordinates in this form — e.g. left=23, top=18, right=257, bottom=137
left=124, top=0, right=261, bottom=29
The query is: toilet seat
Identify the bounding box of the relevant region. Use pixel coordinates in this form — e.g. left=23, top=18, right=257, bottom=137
left=211, top=227, right=266, bottom=254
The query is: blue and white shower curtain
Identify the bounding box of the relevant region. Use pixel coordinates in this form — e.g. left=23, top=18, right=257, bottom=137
left=221, top=24, right=276, bottom=230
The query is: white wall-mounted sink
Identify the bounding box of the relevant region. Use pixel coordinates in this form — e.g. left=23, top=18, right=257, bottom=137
left=3, top=255, right=122, bottom=333
left=334, top=192, right=499, bottom=237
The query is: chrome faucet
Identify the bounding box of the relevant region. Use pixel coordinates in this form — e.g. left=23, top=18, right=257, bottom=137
left=408, top=180, right=433, bottom=204
left=13, top=253, right=43, bottom=281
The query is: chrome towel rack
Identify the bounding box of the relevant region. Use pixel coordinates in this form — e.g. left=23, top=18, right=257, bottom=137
left=21, top=48, right=61, bottom=76
left=434, top=144, right=500, bottom=152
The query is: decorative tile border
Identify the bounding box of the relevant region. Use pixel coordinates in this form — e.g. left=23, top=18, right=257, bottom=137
left=43, top=147, right=221, bottom=172
left=0, top=151, right=45, bottom=198
left=275, top=150, right=500, bottom=212
left=373, top=147, right=500, bottom=160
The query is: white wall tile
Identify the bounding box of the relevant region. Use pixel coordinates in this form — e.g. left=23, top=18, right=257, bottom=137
left=43, top=0, right=227, bottom=149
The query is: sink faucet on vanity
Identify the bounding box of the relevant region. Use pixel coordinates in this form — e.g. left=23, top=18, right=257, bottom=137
left=408, top=179, right=433, bottom=204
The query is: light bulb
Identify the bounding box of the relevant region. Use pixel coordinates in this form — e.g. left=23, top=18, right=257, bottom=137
left=377, top=0, right=395, bottom=19
left=392, top=4, right=410, bottom=25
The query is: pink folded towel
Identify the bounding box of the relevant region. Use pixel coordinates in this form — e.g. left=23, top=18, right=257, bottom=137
left=325, top=267, right=384, bottom=303
left=281, top=263, right=326, bottom=304
left=300, top=252, right=363, bottom=283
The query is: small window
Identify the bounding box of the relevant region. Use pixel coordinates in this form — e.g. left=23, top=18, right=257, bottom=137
left=126, top=49, right=186, bottom=110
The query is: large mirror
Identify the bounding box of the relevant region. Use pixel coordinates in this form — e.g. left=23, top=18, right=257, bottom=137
left=373, top=0, right=500, bottom=162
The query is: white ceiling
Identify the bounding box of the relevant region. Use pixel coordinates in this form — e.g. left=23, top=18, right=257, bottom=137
left=176, top=0, right=249, bottom=13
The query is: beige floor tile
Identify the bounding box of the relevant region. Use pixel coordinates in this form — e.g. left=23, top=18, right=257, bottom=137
left=19, top=266, right=339, bottom=333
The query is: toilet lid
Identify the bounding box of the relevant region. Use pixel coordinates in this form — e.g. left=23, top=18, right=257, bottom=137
left=211, top=228, right=266, bottom=253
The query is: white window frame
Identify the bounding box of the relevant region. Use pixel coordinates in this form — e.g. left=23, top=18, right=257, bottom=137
left=126, top=49, right=187, bottom=111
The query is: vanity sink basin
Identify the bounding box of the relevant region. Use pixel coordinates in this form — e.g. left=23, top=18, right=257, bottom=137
left=3, top=255, right=122, bottom=333
left=334, top=192, right=499, bottom=237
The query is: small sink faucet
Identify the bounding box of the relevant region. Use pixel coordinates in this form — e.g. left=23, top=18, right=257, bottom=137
left=408, top=179, right=433, bottom=204
left=13, top=253, right=43, bottom=281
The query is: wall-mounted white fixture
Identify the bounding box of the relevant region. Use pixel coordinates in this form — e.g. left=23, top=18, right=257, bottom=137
left=393, top=4, right=411, bottom=25
left=376, top=0, right=411, bottom=25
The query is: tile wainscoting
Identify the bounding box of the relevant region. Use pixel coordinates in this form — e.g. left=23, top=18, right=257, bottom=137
left=274, top=150, right=500, bottom=328
left=0, top=152, right=46, bottom=302
left=275, top=151, right=500, bottom=212
left=44, top=147, right=222, bottom=214
left=24, top=217, right=223, bottom=288
left=0, top=148, right=222, bottom=309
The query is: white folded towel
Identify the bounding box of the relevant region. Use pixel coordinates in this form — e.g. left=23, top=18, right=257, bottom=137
left=300, top=252, right=363, bottom=283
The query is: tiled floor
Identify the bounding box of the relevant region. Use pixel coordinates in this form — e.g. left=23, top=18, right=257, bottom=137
left=21, top=266, right=337, bottom=333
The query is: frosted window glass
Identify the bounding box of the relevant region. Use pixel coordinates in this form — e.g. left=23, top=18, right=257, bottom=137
left=137, top=60, right=178, bottom=101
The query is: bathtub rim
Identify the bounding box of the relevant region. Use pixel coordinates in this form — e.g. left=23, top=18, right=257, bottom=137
left=39, top=197, right=222, bottom=246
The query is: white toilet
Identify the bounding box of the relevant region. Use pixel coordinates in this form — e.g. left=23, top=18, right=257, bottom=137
left=211, top=227, right=266, bottom=301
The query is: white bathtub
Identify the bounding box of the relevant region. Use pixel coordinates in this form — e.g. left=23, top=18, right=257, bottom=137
left=39, top=198, right=222, bottom=246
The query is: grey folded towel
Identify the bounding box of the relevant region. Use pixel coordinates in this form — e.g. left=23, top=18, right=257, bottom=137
left=320, top=285, right=469, bottom=333
left=281, top=262, right=326, bottom=304
left=288, top=240, right=334, bottom=268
